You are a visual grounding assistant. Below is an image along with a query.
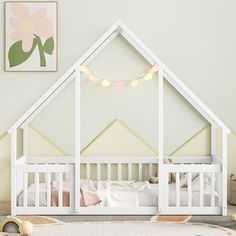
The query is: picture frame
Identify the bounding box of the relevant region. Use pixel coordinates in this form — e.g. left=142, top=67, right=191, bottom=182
left=4, top=1, right=58, bottom=72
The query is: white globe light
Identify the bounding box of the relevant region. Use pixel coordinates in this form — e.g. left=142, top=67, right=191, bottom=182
left=131, top=80, right=139, bottom=87
left=80, top=65, right=90, bottom=74
left=143, top=73, right=153, bottom=80
left=102, top=80, right=111, bottom=87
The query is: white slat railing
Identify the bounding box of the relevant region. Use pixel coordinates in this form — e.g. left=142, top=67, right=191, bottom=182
left=162, top=163, right=221, bottom=215
left=175, top=172, right=180, bottom=207
left=80, top=157, right=157, bottom=182
left=187, top=172, right=192, bottom=207
left=17, top=164, right=74, bottom=212
left=35, top=172, right=39, bottom=207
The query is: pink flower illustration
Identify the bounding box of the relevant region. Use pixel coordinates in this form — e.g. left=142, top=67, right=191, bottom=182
left=10, top=3, right=53, bottom=52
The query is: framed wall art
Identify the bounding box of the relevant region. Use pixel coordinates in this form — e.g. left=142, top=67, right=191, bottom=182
left=4, top=1, right=58, bottom=72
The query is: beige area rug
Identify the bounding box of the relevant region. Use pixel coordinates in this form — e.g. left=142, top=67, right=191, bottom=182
left=31, top=221, right=236, bottom=236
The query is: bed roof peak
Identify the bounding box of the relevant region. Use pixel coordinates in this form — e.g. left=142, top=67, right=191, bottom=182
left=7, top=20, right=230, bottom=134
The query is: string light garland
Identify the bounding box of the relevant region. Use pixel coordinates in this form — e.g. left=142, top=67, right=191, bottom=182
left=80, top=64, right=158, bottom=88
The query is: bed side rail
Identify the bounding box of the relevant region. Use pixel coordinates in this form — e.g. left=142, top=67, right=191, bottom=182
left=160, top=163, right=222, bottom=215
left=15, top=163, right=75, bottom=214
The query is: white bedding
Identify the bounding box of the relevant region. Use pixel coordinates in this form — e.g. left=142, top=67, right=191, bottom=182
left=17, top=181, right=219, bottom=207
left=95, top=181, right=219, bottom=207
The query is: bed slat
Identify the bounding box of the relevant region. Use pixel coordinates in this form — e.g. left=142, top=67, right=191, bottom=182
left=188, top=172, right=192, bottom=207
left=70, top=168, right=75, bottom=208
left=176, top=172, right=180, bottom=207
left=199, top=172, right=204, bottom=207
left=58, top=172, right=63, bottom=207
left=211, top=172, right=215, bottom=207
left=23, top=172, right=28, bottom=207
left=35, top=172, right=39, bottom=207
left=46, top=172, right=51, bottom=207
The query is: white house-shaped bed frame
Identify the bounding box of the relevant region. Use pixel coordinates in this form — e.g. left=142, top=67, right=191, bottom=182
left=8, top=20, right=230, bottom=216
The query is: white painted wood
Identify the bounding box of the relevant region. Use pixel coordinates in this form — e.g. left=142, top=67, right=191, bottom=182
left=160, top=207, right=221, bottom=215
left=86, top=163, right=90, bottom=179
left=73, top=207, right=158, bottom=215
left=16, top=155, right=26, bottom=164
left=199, top=172, right=204, bottom=207
left=27, top=156, right=75, bottom=163
left=75, top=68, right=80, bottom=212
left=46, top=172, right=51, bottom=207
left=81, top=156, right=158, bottom=163
left=163, top=172, right=169, bottom=208
left=163, top=164, right=221, bottom=173
left=170, top=155, right=211, bottom=164
left=211, top=125, right=216, bottom=156
left=222, top=131, right=227, bottom=216
left=128, top=163, right=132, bottom=181
left=23, top=172, right=28, bottom=207
left=158, top=65, right=164, bottom=213
left=35, top=172, right=39, bottom=207
left=176, top=172, right=180, bottom=207
left=158, top=66, right=164, bottom=163
left=16, top=207, right=74, bottom=215
left=58, top=172, right=63, bottom=208
left=15, top=206, right=157, bottom=215
left=97, top=164, right=101, bottom=181
left=107, top=163, right=111, bottom=181
left=26, top=155, right=211, bottom=164
left=118, top=163, right=121, bottom=181
left=211, top=172, right=215, bottom=207
left=9, top=21, right=229, bottom=216
left=15, top=205, right=221, bottom=215
left=188, top=172, right=192, bottom=207
left=11, top=130, right=17, bottom=215
left=70, top=166, right=75, bottom=208
left=19, top=164, right=72, bottom=172
left=23, top=126, right=29, bottom=156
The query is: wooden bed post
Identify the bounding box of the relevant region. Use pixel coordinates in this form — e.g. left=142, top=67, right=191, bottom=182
left=222, top=130, right=227, bottom=216
left=158, top=64, right=164, bottom=213
left=74, top=67, right=81, bottom=213
left=11, top=129, right=17, bottom=216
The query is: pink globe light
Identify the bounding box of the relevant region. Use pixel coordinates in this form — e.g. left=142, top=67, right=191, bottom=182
left=115, top=81, right=126, bottom=88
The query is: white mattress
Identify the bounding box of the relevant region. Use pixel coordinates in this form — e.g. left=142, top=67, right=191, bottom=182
left=17, top=181, right=219, bottom=207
